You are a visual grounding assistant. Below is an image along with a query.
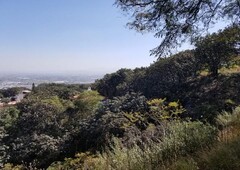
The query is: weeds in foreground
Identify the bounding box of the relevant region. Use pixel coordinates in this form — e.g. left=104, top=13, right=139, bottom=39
left=48, top=120, right=216, bottom=170
left=6, top=107, right=240, bottom=170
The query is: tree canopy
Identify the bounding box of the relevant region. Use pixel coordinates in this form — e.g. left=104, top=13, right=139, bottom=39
left=115, top=0, right=240, bottom=57
left=194, top=24, right=240, bottom=77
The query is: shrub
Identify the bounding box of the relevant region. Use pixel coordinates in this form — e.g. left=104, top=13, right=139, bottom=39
left=216, top=106, right=240, bottom=127
left=73, top=90, right=103, bottom=119
left=199, top=137, right=240, bottom=170
left=159, top=121, right=217, bottom=160
left=168, top=158, right=198, bottom=170
left=147, top=99, right=185, bottom=120
left=97, top=92, right=148, bottom=114
left=2, top=163, right=25, bottom=170
left=0, top=107, right=20, bottom=129
left=54, top=120, right=216, bottom=170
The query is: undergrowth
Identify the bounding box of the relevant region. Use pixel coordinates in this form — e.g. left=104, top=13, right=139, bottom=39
left=5, top=107, right=240, bottom=170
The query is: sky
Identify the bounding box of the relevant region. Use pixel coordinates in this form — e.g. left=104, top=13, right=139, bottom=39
left=0, top=0, right=228, bottom=75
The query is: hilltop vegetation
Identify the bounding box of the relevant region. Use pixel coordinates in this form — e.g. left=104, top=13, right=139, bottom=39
left=95, top=27, right=240, bottom=121
left=0, top=25, right=240, bottom=169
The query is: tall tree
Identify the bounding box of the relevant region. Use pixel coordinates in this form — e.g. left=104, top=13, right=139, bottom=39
left=115, top=0, right=240, bottom=57
left=194, top=24, right=240, bottom=77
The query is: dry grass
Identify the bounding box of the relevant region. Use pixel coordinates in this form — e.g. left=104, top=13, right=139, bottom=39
left=219, top=65, right=240, bottom=75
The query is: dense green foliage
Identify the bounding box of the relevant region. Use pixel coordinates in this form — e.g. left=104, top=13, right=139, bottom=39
left=195, top=24, right=240, bottom=77
left=0, top=87, right=25, bottom=98
left=0, top=84, right=104, bottom=168
left=0, top=84, right=191, bottom=169
left=95, top=50, right=196, bottom=99
left=94, top=68, right=135, bottom=98
left=94, top=26, right=240, bottom=122
left=143, top=50, right=196, bottom=98
left=49, top=120, right=217, bottom=170
left=29, top=106, right=240, bottom=170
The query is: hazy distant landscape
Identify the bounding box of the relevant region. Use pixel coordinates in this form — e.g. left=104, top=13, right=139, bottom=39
left=0, top=73, right=103, bottom=89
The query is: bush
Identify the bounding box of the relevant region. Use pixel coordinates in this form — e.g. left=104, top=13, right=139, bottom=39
left=73, top=90, right=103, bottom=119
left=97, top=92, right=148, bottom=114
left=105, top=121, right=216, bottom=169
left=50, top=120, right=217, bottom=170
left=168, top=158, right=198, bottom=170
left=160, top=121, right=217, bottom=160
left=216, top=106, right=240, bottom=127
left=0, top=107, right=20, bottom=129
left=199, top=137, right=240, bottom=170
left=147, top=99, right=185, bottom=120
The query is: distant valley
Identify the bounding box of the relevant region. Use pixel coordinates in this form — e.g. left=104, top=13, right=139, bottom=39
left=0, top=73, right=103, bottom=89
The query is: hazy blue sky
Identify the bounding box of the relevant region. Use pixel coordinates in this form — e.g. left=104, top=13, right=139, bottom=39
left=0, top=0, right=228, bottom=75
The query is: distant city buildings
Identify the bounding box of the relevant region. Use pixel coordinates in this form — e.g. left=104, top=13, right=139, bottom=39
left=0, top=74, right=100, bottom=89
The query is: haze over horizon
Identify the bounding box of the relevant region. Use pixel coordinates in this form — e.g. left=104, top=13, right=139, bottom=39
left=0, top=0, right=228, bottom=75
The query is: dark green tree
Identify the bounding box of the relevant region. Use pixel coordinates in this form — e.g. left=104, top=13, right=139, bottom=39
left=115, top=0, right=240, bottom=57
left=0, top=127, right=8, bottom=168
left=4, top=99, right=66, bottom=168
left=32, top=83, right=36, bottom=92
left=95, top=68, right=133, bottom=98
left=0, top=87, right=23, bottom=98
left=144, top=50, right=196, bottom=98
left=73, top=91, right=103, bottom=119
left=95, top=50, right=196, bottom=99
left=194, top=25, right=240, bottom=77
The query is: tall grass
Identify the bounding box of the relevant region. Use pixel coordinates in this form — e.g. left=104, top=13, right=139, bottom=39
left=195, top=106, right=240, bottom=170
left=216, top=106, right=240, bottom=142
left=198, top=137, right=240, bottom=170
left=77, top=120, right=216, bottom=170
left=168, top=106, right=240, bottom=170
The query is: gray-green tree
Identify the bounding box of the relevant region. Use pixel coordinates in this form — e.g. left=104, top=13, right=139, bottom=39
left=115, top=0, right=240, bottom=57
